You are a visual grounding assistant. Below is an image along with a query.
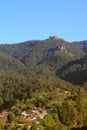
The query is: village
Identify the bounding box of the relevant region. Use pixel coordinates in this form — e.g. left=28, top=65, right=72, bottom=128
left=0, top=87, right=72, bottom=130
left=0, top=107, right=48, bottom=129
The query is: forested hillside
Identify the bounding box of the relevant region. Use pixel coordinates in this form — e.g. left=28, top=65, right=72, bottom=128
left=0, top=36, right=87, bottom=130
left=57, top=55, right=87, bottom=84
left=0, top=36, right=86, bottom=76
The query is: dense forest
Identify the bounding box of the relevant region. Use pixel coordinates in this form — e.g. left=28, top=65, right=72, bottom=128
left=0, top=36, right=87, bottom=130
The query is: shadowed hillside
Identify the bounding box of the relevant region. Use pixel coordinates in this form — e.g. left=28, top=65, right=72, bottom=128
left=56, top=55, right=87, bottom=84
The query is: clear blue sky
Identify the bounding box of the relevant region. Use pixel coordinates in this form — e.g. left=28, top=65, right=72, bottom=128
left=0, top=0, right=87, bottom=43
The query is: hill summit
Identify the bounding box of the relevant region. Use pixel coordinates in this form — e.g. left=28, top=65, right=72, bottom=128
left=48, top=36, right=61, bottom=40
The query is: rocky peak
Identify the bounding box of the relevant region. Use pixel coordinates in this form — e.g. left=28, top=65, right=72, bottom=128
left=48, top=36, right=59, bottom=40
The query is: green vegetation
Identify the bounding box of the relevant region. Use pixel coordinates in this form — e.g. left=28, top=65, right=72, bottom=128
left=0, top=37, right=87, bottom=129
left=57, top=55, right=87, bottom=84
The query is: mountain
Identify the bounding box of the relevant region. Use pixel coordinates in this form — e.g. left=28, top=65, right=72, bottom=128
left=0, top=36, right=87, bottom=129
left=72, top=40, right=87, bottom=54
left=0, top=36, right=86, bottom=77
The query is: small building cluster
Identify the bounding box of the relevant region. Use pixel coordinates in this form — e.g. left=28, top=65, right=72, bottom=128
left=21, top=109, right=47, bottom=121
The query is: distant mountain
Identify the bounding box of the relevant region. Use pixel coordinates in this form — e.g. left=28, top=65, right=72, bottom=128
left=0, top=36, right=86, bottom=83
left=72, top=40, right=87, bottom=53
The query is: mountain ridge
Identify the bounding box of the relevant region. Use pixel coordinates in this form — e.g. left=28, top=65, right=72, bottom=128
left=0, top=36, right=86, bottom=84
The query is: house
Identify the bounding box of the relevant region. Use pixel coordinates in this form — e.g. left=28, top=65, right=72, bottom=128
left=21, top=111, right=30, bottom=118
left=64, top=90, right=71, bottom=94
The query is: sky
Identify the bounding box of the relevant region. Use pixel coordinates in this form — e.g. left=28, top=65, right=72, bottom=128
left=0, top=0, right=87, bottom=43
